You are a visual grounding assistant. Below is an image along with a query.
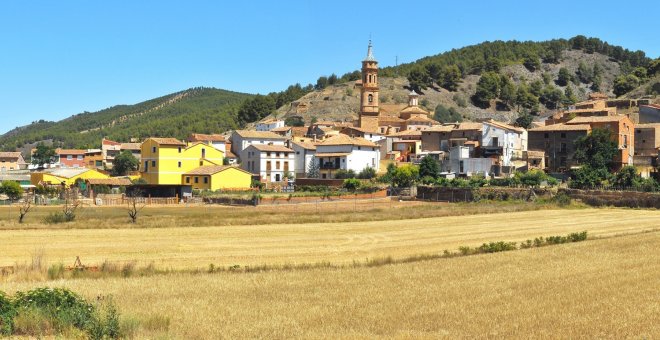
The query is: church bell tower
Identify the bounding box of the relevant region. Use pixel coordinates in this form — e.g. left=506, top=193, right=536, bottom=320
left=359, top=40, right=380, bottom=132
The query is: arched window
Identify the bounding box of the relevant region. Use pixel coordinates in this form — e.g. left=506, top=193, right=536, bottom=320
left=368, top=74, right=372, bottom=83
left=368, top=94, right=373, bottom=103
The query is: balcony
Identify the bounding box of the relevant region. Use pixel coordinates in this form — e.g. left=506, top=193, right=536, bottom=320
left=320, top=162, right=340, bottom=170
left=482, top=145, right=503, bottom=157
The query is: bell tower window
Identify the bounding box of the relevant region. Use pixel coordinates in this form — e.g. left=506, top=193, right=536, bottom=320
left=368, top=94, right=373, bottom=103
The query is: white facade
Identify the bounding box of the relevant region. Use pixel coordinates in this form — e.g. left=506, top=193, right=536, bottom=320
left=292, top=143, right=316, bottom=177
left=243, top=145, right=295, bottom=182
left=230, top=131, right=287, bottom=160
left=256, top=120, right=285, bottom=131
left=481, top=122, right=527, bottom=166
left=448, top=146, right=493, bottom=176
left=315, top=144, right=380, bottom=178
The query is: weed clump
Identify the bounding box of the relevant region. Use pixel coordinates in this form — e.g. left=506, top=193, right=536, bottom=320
left=0, top=287, right=124, bottom=339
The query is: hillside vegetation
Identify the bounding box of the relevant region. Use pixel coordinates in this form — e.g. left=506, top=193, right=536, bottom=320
left=0, top=88, right=252, bottom=150
left=275, top=36, right=658, bottom=125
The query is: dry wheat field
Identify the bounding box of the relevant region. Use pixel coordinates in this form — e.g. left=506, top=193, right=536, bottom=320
left=2, top=231, right=659, bottom=339
left=1, top=208, right=659, bottom=269
left=1, top=202, right=659, bottom=338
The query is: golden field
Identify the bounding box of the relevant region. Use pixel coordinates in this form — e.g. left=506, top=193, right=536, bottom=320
left=2, top=208, right=659, bottom=269
left=2, top=231, right=659, bottom=339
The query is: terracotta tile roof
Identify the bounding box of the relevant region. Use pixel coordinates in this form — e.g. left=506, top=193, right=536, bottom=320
left=566, top=116, right=628, bottom=124
left=484, top=119, right=524, bottom=133
left=225, top=150, right=238, bottom=158
left=120, top=143, right=142, bottom=150
left=184, top=165, right=251, bottom=176
left=147, top=138, right=186, bottom=146
left=233, top=130, right=287, bottom=139
left=529, top=124, right=592, bottom=132
left=102, top=139, right=121, bottom=146
left=423, top=126, right=453, bottom=133
left=400, top=106, right=431, bottom=115
left=56, top=149, right=86, bottom=155
left=455, top=122, right=483, bottom=131
left=318, top=134, right=377, bottom=147
left=0, top=152, right=23, bottom=159
left=291, top=126, right=309, bottom=137
left=86, top=178, right=133, bottom=186
left=189, top=133, right=226, bottom=142
left=292, top=141, right=317, bottom=150
left=248, top=144, right=294, bottom=152
left=387, top=129, right=422, bottom=137
left=378, top=116, right=405, bottom=123
left=405, top=115, right=437, bottom=123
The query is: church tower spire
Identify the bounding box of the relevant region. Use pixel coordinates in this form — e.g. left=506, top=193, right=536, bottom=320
left=359, top=39, right=380, bottom=132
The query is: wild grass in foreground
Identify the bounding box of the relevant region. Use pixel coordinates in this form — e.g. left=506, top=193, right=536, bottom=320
left=0, top=287, right=123, bottom=339
left=2, top=231, right=659, bottom=339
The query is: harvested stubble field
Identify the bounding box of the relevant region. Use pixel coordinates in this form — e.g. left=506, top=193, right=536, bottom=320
left=1, top=206, right=659, bottom=270
left=0, top=199, right=543, bottom=230
left=2, top=231, right=659, bottom=339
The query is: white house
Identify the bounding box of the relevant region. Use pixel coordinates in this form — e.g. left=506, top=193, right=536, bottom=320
left=447, top=146, right=493, bottom=176
left=340, top=126, right=386, bottom=144
left=291, top=141, right=317, bottom=178
left=481, top=120, right=527, bottom=167
left=314, top=134, right=380, bottom=179
left=188, top=133, right=227, bottom=155
left=255, top=119, right=285, bottom=131
left=242, top=144, right=295, bottom=182
left=230, top=130, right=288, bottom=161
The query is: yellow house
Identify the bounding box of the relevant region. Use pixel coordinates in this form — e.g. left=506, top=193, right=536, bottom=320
left=140, top=138, right=224, bottom=185
left=183, top=165, right=252, bottom=190
left=31, top=168, right=109, bottom=186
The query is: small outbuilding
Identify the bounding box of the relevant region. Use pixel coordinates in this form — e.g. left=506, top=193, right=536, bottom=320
left=183, top=165, right=252, bottom=190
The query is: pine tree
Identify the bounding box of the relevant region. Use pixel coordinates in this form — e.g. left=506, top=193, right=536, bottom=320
left=306, top=158, right=320, bottom=178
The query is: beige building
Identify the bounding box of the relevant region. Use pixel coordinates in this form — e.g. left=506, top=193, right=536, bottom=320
left=0, top=152, right=27, bottom=172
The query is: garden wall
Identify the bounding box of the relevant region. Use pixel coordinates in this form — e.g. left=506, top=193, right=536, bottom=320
left=416, top=186, right=552, bottom=202
left=562, top=188, right=660, bottom=208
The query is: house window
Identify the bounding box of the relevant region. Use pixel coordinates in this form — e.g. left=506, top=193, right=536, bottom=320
left=77, top=155, right=83, bottom=160
left=67, top=155, right=73, bottom=160
left=200, top=161, right=203, bottom=166
left=194, top=177, right=199, bottom=184
left=152, top=146, right=156, bottom=153
left=178, top=147, right=182, bottom=153
left=358, top=146, right=361, bottom=150
left=151, top=160, right=156, bottom=167
left=296, top=151, right=300, bottom=155
left=185, top=176, right=190, bottom=184
left=560, top=143, right=567, bottom=153
left=267, top=152, right=271, bottom=157
left=544, top=133, right=549, bottom=139
left=178, top=161, right=182, bottom=168
left=276, top=152, right=280, bottom=157
left=201, top=148, right=206, bottom=158
left=144, top=161, right=149, bottom=171
left=560, top=133, right=566, bottom=138
left=203, top=177, right=208, bottom=184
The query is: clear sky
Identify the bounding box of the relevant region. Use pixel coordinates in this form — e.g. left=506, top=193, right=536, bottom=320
left=0, top=0, right=658, bottom=134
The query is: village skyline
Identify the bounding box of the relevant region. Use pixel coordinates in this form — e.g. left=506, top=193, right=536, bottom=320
left=1, top=0, right=659, bottom=133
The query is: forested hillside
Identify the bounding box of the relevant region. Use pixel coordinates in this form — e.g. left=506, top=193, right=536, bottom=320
left=0, top=88, right=252, bottom=150
left=273, top=36, right=659, bottom=126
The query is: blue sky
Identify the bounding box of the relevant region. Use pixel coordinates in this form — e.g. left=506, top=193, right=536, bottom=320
left=0, top=0, right=658, bottom=134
